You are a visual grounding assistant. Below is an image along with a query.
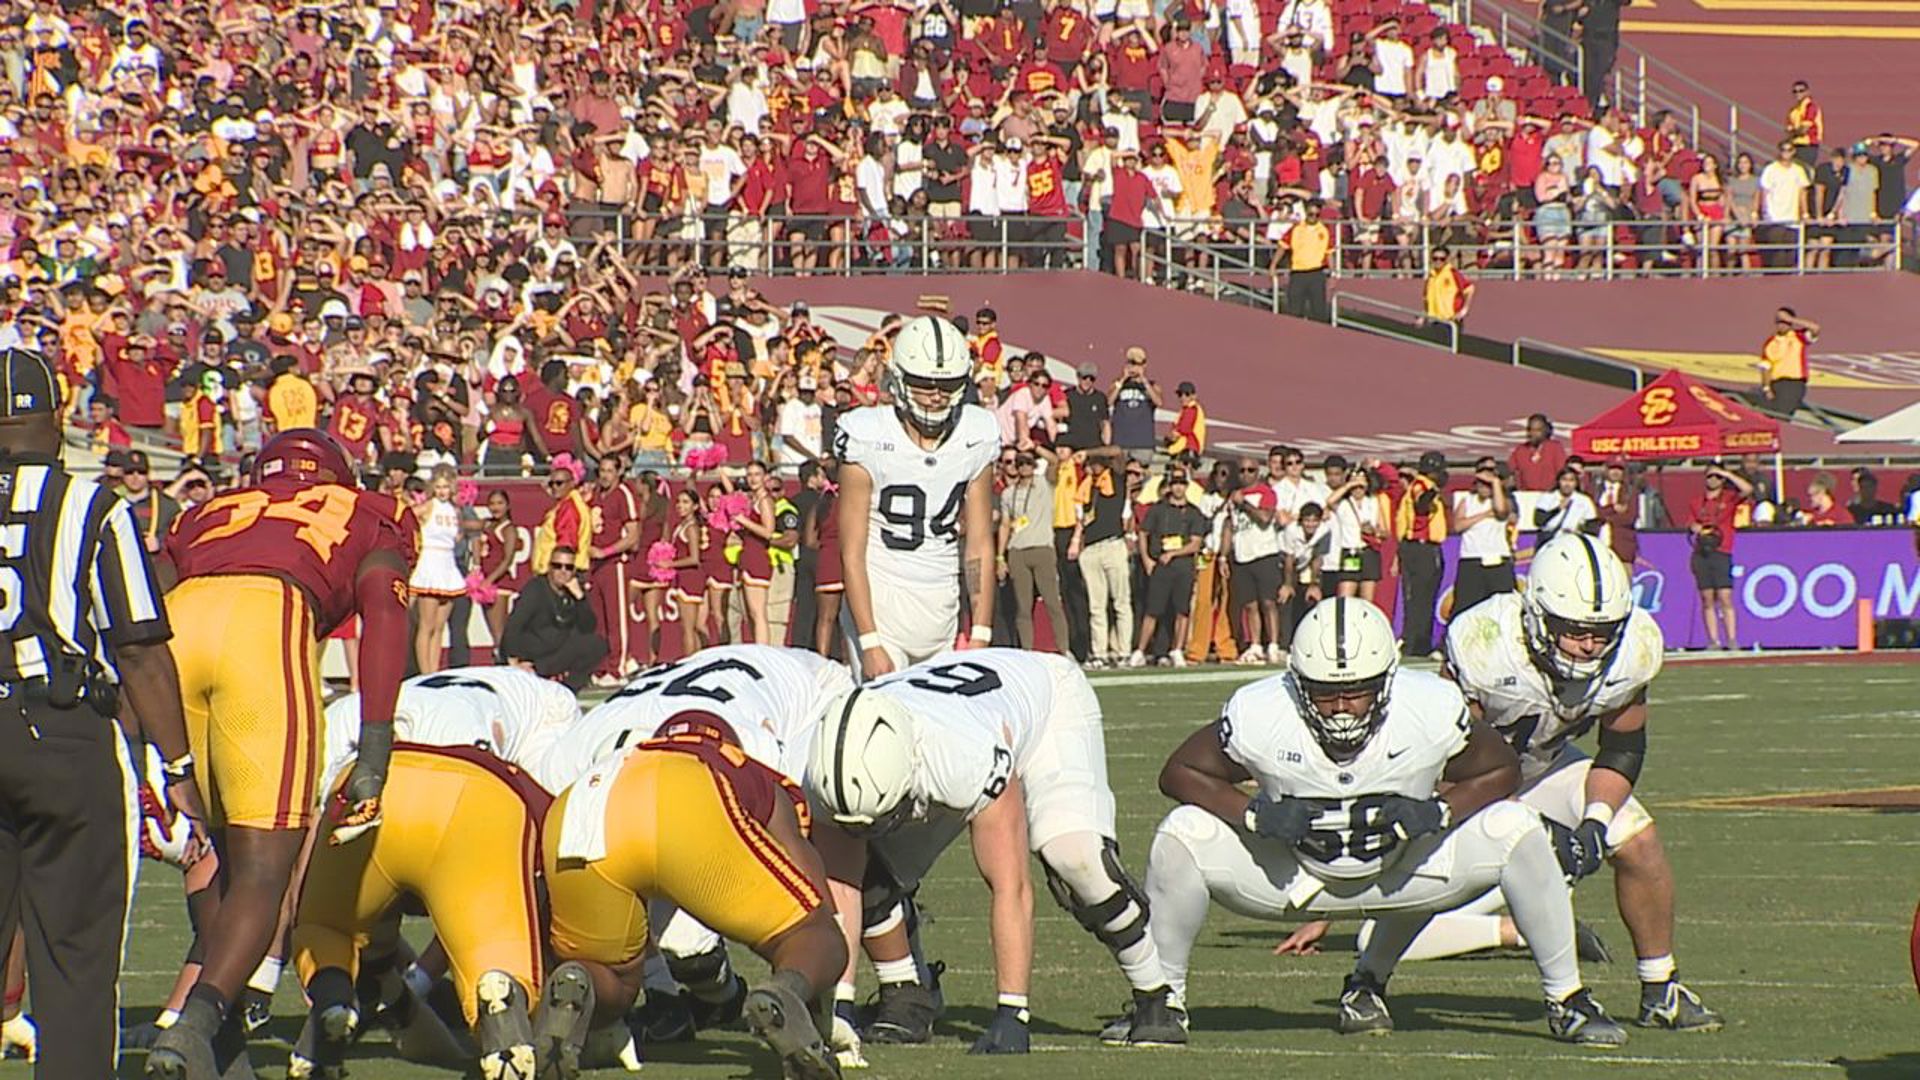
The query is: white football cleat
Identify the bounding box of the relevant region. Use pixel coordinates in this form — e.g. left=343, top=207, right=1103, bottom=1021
left=1, top=1014, right=37, bottom=1062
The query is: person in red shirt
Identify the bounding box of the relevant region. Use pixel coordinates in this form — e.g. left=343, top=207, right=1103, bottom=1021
left=1043, top=0, right=1096, bottom=69
left=585, top=452, right=643, bottom=683
left=784, top=135, right=834, bottom=274
left=1107, top=23, right=1158, bottom=103
left=1104, top=148, right=1156, bottom=278
left=1026, top=137, right=1072, bottom=266
left=103, top=334, right=170, bottom=430
left=1507, top=413, right=1569, bottom=491
left=1687, top=463, right=1754, bottom=650
left=519, top=359, right=586, bottom=460
left=329, top=370, right=383, bottom=466
left=1800, top=473, right=1853, bottom=527
left=151, top=431, right=413, bottom=1076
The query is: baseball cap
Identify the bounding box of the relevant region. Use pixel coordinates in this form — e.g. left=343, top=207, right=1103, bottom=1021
left=1076, top=362, right=1099, bottom=378
left=124, top=450, right=151, bottom=474
left=0, top=348, right=60, bottom=418
left=1486, top=75, right=1505, bottom=93
left=1176, top=380, right=1196, bottom=395
left=1124, top=345, right=1147, bottom=363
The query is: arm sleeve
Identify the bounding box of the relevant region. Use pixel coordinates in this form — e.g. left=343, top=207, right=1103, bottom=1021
left=354, top=553, right=410, bottom=727
left=94, top=500, right=171, bottom=647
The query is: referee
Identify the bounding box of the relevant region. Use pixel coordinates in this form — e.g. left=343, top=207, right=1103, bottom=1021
left=0, top=348, right=202, bottom=1078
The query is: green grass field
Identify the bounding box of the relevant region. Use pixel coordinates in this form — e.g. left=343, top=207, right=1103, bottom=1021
left=11, top=659, right=1920, bottom=1080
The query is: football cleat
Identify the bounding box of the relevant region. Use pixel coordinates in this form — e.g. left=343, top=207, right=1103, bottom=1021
left=1637, top=979, right=1723, bottom=1032
left=241, top=988, right=275, bottom=1034
left=1575, top=920, right=1614, bottom=965
left=533, top=961, right=595, bottom=1079
left=475, top=970, right=537, bottom=1080
left=861, top=981, right=935, bottom=1044
left=1336, top=972, right=1393, bottom=1036
left=0, top=1013, right=36, bottom=1061
left=743, top=975, right=841, bottom=1080
left=1547, top=987, right=1630, bottom=1046
left=687, top=973, right=748, bottom=1030
left=290, top=1002, right=356, bottom=1080
left=144, top=1024, right=220, bottom=1080
left=1102, top=987, right=1188, bottom=1047
left=632, top=990, right=697, bottom=1043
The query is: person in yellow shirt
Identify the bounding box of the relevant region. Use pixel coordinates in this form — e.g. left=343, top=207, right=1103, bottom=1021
left=1275, top=202, right=1334, bottom=323
left=1423, top=247, right=1475, bottom=326
left=266, top=355, right=319, bottom=432
left=628, top=378, right=676, bottom=467
left=1163, top=129, right=1221, bottom=219
left=1757, top=307, right=1818, bottom=416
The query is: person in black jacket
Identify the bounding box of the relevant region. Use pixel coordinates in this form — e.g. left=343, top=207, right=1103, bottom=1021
left=501, top=547, right=607, bottom=690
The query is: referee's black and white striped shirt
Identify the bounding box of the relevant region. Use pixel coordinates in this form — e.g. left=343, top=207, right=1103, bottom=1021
left=0, top=454, right=171, bottom=684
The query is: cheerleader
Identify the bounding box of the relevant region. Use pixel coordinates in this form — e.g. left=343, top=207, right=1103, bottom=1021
left=631, top=473, right=671, bottom=665
left=699, top=484, right=737, bottom=645
left=733, top=460, right=779, bottom=644
left=408, top=466, right=467, bottom=673
left=473, top=488, right=523, bottom=653
left=668, top=488, right=709, bottom=657
left=804, top=468, right=843, bottom=657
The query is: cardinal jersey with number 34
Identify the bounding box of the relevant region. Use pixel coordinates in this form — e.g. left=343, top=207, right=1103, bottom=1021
left=1219, top=668, right=1471, bottom=883
left=165, top=477, right=413, bottom=634
left=1444, top=593, right=1663, bottom=781
left=832, top=404, right=1000, bottom=590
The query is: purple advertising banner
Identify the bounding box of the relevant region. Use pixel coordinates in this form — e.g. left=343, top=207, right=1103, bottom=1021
left=1428, top=529, right=1920, bottom=650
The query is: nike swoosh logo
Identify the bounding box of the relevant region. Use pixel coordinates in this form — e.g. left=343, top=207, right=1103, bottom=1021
left=1386, top=748, right=1408, bottom=759
left=966, top=439, right=989, bottom=447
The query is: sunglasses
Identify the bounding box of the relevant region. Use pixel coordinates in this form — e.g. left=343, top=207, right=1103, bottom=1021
left=550, top=562, right=577, bottom=572
left=1239, top=466, right=1260, bottom=474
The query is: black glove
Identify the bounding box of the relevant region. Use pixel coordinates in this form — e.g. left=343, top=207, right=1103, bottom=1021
left=1545, top=817, right=1608, bottom=881
left=968, top=1004, right=1030, bottom=1054
left=331, top=722, right=393, bottom=845
left=1243, top=795, right=1317, bottom=844
left=1376, top=795, right=1451, bottom=842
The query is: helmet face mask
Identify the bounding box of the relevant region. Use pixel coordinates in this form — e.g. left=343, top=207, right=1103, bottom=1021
left=889, top=367, right=968, bottom=438
left=1287, top=597, right=1400, bottom=762
left=887, top=315, right=973, bottom=440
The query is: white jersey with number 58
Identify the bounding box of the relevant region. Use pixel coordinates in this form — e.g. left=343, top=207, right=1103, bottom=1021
left=1444, top=593, right=1663, bottom=781
left=1219, top=668, right=1471, bottom=882
left=833, top=404, right=1000, bottom=590
left=537, top=645, right=854, bottom=792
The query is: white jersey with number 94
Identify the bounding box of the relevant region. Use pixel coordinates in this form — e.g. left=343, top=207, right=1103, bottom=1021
left=834, top=403, right=999, bottom=599
left=1444, top=593, right=1663, bottom=782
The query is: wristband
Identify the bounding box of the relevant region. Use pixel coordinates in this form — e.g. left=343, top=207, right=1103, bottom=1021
left=969, top=624, right=994, bottom=644
left=858, top=632, right=884, bottom=651
left=1582, top=801, right=1617, bottom=829
left=997, top=992, right=1031, bottom=1022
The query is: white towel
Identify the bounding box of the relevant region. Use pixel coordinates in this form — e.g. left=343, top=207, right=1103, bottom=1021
left=556, top=752, right=627, bottom=862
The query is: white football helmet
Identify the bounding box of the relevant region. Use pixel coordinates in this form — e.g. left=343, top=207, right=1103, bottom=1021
left=887, top=315, right=973, bottom=438
left=807, top=688, right=917, bottom=833
left=1287, top=597, right=1399, bottom=759
left=1524, top=531, right=1633, bottom=681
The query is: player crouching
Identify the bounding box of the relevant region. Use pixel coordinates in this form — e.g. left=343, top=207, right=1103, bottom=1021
left=541, top=711, right=847, bottom=1079
left=1145, top=598, right=1628, bottom=1046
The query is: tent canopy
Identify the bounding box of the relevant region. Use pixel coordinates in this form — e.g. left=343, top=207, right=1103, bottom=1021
left=1835, top=399, right=1920, bottom=444
left=1571, top=370, right=1780, bottom=461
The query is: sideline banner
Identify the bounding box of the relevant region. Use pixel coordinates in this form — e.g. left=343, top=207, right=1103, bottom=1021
left=1425, top=528, right=1920, bottom=650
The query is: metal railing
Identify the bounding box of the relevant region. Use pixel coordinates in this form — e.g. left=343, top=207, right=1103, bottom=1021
left=1443, top=0, right=1774, bottom=163
left=1511, top=336, right=1645, bottom=390
left=1332, top=292, right=1460, bottom=351
left=1129, top=214, right=1902, bottom=287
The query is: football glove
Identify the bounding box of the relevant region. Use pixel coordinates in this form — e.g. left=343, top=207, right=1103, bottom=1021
left=1375, top=795, right=1452, bottom=843
left=1243, top=795, right=1317, bottom=844
left=830, top=1003, right=869, bottom=1069
left=1546, top=817, right=1609, bottom=881
left=967, top=1004, right=1030, bottom=1055
left=0, top=1013, right=35, bottom=1062
left=330, top=722, right=393, bottom=846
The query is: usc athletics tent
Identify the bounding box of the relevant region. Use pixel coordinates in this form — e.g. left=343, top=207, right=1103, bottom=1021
left=1571, top=370, right=1780, bottom=461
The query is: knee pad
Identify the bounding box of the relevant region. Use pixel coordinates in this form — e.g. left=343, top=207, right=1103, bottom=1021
left=1476, top=799, right=1543, bottom=852
left=1040, top=835, right=1150, bottom=953
left=861, top=860, right=912, bottom=936
left=1156, top=803, right=1229, bottom=852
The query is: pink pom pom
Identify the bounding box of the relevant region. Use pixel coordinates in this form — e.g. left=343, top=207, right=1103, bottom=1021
left=551, top=453, right=587, bottom=483
left=464, top=570, right=499, bottom=605
left=456, top=478, right=481, bottom=507
left=645, top=540, right=677, bottom=583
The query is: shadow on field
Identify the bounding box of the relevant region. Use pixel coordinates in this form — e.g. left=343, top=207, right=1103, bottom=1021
left=1832, top=1053, right=1920, bottom=1078
left=1189, top=991, right=1543, bottom=1039
left=942, top=1004, right=1089, bottom=1040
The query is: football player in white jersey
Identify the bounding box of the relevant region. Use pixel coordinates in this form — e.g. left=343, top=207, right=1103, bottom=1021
left=321, top=665, right=582, bottom=787
left=534, top=645, right=856, bottom=1058
left=1145, top=597, right=1628, bottom=1045
left=806, top=649, right=1185, bottom=1052
left=833, top=315, right=1000, bottom=678
left=1440, top=531, right=1722, bottom=1031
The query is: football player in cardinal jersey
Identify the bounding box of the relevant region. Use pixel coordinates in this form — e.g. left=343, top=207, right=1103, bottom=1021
left=833, top=315, right=1000, bottom=678
left=1440, top=531, right=1722, bottom=1031
left=1146, top=597, right=1628, bottom=1045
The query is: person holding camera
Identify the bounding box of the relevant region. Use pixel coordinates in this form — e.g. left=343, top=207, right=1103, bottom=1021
left=1688, top=464, right=1755, bottom=650
left=1450, top=456, right=1515, bottom=614
left=1532, top=465, right=1599, bottom=541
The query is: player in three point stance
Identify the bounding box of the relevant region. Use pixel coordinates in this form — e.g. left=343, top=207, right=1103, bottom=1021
left=806, top=648, right=1185, bottom=1053
left=1438, top=531, right=1722, bottom=1030
left=541, top=709, right=849, bottom=1080
left=834, top=314, right=999, bottom=679
left=149, top=429, right=413, bottom=1080
left=1145, top=597, right=1629, bottom=1045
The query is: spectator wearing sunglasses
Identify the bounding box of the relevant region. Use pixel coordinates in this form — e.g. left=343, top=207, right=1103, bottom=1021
left=501, top=547, right=607, bottom=690
left=998, top=445, right=1071, bottom=655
